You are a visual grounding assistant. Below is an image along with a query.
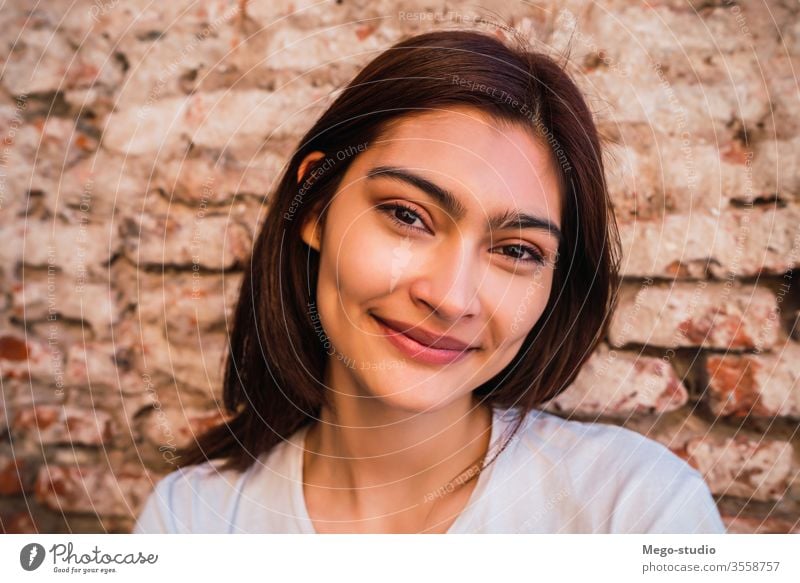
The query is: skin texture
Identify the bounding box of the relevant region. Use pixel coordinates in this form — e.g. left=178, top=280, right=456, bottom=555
left=297, top=105, right=562, bottom=533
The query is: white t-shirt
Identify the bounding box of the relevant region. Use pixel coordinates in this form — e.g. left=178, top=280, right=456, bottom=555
left=133, top=406, right=726, bottom=534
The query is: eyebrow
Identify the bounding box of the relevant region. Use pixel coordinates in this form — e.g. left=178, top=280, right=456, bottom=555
left=365, top=165, right=563, bottom=244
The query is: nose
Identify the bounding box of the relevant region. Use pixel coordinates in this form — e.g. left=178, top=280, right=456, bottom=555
left=409, top=237, right=482, bottom=322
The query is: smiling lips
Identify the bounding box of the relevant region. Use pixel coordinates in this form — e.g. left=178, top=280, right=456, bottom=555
left=372, top=315, right=478, bottom=365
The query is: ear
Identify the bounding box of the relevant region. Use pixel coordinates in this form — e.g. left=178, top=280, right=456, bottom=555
left=297, top=151, right=327, bottom=252
left=296, top=150, right=327, bottom=186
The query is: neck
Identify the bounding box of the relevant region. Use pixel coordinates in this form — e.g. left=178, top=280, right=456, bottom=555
left=304, top=367, right=493, bottom=499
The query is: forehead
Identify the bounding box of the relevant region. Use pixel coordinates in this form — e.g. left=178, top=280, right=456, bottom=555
left=356, top=106, right=562, bottom=224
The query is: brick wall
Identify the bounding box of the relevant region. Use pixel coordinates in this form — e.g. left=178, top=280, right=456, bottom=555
left=0, top=0, right=797, bottom=533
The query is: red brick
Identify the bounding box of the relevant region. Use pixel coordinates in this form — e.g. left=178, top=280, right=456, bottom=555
left=136, top=272, right=241, bottom=339
left=706, top=343, right=800, bottom=419
left=683, top=435, right=795, bottom=502
left=545, top=346, right=688, bottom=417
left=158, top=152, right=281, bottom=205
left=122, top=199, right=252, bottom=270
left=0, top=334, right=59, bottom=384
left=34, top=465, right=154, bottom=517
left=0, top=510, right=37, bottom=534
left=609, top=283, right=778, bottom=350
left=139, top=326, right=226, bottom=396
left=0, top=456, right=36, bottom=496
left=11, top=275, right=120, bottom=339
left=139, top=407, right=227, bottom=451
left=722, top=514, right=800, bottom=534
left=13, top=405, right=113, bottom=446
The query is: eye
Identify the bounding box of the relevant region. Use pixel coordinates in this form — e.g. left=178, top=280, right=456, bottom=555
left=376, top=202, right=430, bottom=233
left=494, top=243, right=546, bottom=266
left=376, top=202, right=548, bottom=268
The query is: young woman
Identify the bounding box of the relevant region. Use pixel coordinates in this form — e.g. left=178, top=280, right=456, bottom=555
left=134, top=30, right=725, bottom=534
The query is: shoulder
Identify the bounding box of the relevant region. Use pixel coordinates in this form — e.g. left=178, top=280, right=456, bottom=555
left=495, top=407, right=725, bottom=533
left=133, top=459, right=252, bottom=534
left=501, top=407, right=696, bottom=476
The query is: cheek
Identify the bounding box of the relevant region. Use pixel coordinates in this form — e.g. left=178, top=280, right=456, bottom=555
left=320, top=214, right=397, bottom=300
left=500, top=274, right=554, bottom=340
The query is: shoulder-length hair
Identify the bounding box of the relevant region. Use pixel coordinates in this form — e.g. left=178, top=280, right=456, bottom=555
left=176, top=29, right=621, bottom=473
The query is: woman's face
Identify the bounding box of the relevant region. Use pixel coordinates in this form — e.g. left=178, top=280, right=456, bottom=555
left=300, top=106, right=562, bottom=413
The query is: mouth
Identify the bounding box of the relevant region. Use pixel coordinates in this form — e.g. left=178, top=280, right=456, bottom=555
left=371, top=314, right=478, bottom=366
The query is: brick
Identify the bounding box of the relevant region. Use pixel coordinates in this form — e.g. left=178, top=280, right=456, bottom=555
left=0, top=334, right=62, bottom=385
left=0, top=455, right=36, bottom=496
left=34, top=465, right=154, bottom=517
left=545, top=346, right=688, bottom=417
left=54, top=150, right=151, bottom=220
left=158, top=151, right=281, bottom=205
left=11, top=275, right=120, bottom=339
left=101, top=96, right=189, bottom=157
left=27, top=117, right=99, bottom=174
left=136, top=272, right=241, bottom=338
left=605, top=133, right=775, bottom=222
left=259, top=24, right=395, bottom=81
left=83, top=0, right=240, bottom=44
left=721, top=205, right=800, bottom=276
left=188, top=89, right=332, bottom=149
left=0, top=398, right=9, bottom=435
left=112, top=9, right=243, bottom=110
left=706, top=343, right=800, bottom=419
left=569, top=8, right=769, bottom=138
left=743, top=137, right=800, bottom=200
left=140, top=326, right=226, bottom=397
left=762, top=53, right=800, bottom=140
left=0, top=7, right=124, bottom=92
left=138, top=406, right=226, bottom=451
left=121, top=199, right=252, bottom=270
left=572, top=5, right=753, bottom=57
left=579, top=66, right=767, bottom=142
left=722, top=515, right=800, bottom=534
left=618, top=206, right=800, bottom=279
left=619, top=213, right=729, bottom=279
left=0, top=511, right=37, bottom=534
left=603, top=141, right=661, bottom=222
left=64, top=343, right=133, bottom=389
left=609, top=283, right=779, bottom=350
left=681, top=435, right=794, bottom=502
left=2, top=220, right=121, bottom=279
left=12, top=405, right=113, bottom=446
left=103, top=87, right=333, bottom=156
left=0, top=28, right=73, bottom=95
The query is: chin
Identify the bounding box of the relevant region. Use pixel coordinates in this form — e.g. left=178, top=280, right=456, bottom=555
left=360, top=371, right=470, bottom=414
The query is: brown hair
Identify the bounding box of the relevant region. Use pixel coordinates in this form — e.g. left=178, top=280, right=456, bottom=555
left=176, top=28, right=621, bottom=473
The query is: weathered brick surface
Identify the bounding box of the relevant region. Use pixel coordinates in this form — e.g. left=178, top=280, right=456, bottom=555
left=0, top=455, right=36, bottom=495
left=65, top=342, right=133, bottom=388
left=545, top=346, right=688, bottom=417
left=609, top=283, right=779, bottom=350
left=680, top=435, right=795, bottom=502
left=136, top=272, right=242, bottom=337
left=0, top=334, right=61, bottom=384
left=137, top=406, right=227, bottom=452
left=0, top=0, right=797, bottom=535
left=12, top=405, right=113, bottom=446
left=34, top=465, right=154, bottom=517
left=706, top=342, right=800, bottom=419
left=722, top=515, right=800, bottom=535
left=158, top=152, right=280, bottom=205
left=121, top=197, right=253, bottom=270
left=618, top=206, right=800, bottom=279
left=11, top=276, right=121, bottom=339
left=138, top=326, right=226, bottom=397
